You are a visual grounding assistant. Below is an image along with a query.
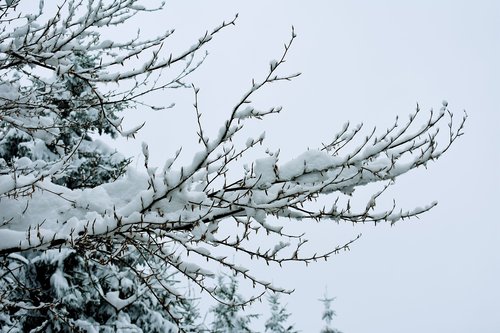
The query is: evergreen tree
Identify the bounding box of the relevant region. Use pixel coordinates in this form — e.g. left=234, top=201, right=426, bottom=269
left=179, top=286, right=208, bottom=333
left=0, top=5, right=191, bottom=332
left=0, top=246, right=187, bottom=332
left=265, top=293, right=299, bottom=333
left=319, top=291, right=342, bottom=333
left=0, top=51, right=129, bottom=190
left=210, top=274, right=259, bottom=333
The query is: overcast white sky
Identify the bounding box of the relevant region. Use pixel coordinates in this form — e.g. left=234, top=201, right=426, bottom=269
left=83, top=1, right=499, bottom=332
left=109, top=1, right=499, bottom=332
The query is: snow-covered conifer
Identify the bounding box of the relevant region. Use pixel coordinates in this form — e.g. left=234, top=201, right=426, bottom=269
left=264, top=293, right=299, bottom=333
left=0, top=246, right=188, bottom=332
left=319, top=291, right=342, bottom=333
left=179, top=286, right=208, bottom=333
left=210, top=274, right=259, bottom=333
left=0, top=0, right=212, bottom=330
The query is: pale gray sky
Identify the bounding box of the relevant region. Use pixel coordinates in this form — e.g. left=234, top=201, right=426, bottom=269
left=10, top=0, right=499, bottom=331
left=113, top=1, right=499, bottom=332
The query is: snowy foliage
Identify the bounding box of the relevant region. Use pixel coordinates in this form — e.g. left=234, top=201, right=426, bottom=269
left=178, top=287, right=208, bottom=333
left=0, top=0, right=466, bottom=331
left=264, top=293, right=298, bottom=333
left=319, top=292, right=342, bottom=333
left=210, top=274, right=259, bottom=333
left=0, top=247, right=185, bottom=332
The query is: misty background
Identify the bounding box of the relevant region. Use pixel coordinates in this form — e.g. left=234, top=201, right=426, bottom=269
left=103, top=1, right=499, bottom=332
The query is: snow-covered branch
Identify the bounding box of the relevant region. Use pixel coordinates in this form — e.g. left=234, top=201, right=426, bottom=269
left=0, top=1, right=466, bottom=331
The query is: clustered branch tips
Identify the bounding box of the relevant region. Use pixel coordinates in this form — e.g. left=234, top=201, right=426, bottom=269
left=0, top=0, right=466, bottom=327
